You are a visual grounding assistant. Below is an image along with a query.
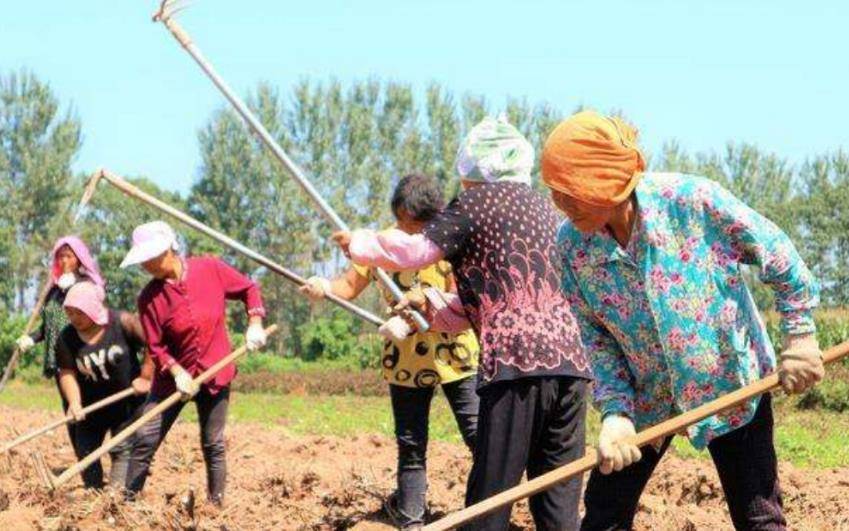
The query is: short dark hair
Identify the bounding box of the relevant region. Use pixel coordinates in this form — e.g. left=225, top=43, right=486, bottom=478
left=390, top=174, right=445, bottom=222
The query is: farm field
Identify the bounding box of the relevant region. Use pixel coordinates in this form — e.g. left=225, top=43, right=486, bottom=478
left=1, top=369, right=848, bottom=530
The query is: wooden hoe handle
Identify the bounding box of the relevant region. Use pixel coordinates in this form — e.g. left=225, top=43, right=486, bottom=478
left=424, top=340, right=849, bottom=531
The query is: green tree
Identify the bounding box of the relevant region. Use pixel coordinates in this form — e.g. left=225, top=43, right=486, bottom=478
left=0, top=70, right=81, bottom=311
left=796, top=151, right=849, bottom=305
left=193, top=80, right=564, bottom=357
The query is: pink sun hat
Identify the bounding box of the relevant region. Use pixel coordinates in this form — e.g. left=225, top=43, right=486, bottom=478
left=63, top=282, right=108, bottom=326
left=120, top=220, right=179, bottom=268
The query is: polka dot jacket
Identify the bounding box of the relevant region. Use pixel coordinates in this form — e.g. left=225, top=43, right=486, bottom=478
left=424, top=182, right=591, bottom=386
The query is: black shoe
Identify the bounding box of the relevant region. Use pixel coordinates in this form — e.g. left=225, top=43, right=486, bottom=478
left=383, top=491, right=424, bottom=530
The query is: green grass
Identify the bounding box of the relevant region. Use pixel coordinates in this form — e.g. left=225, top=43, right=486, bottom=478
left=236, top=352, right=366, bottom=374
left=2, top=380, right=845, bottom=469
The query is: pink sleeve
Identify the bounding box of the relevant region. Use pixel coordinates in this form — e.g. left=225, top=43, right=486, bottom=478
left=349, top=229, right=444, bottom=272
left=423, top=288, right=472, bottom=334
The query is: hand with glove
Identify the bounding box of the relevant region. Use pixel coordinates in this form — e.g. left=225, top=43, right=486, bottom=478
left=598, top=415, right=642, bottom=475
left=16, top=335, right=35, bottom=353
left=245, top=319, right=267, bottom=352
left=68, top=402, right=86, bottom=423
left=170, top=364, right=198, bottom=401
left=56, top=272, right=78, bottom=291
left=378, top=315, right=413, bottom=342
left=299, top=276, right=331, bottom=301
left=778, top=333, right=825, bottom=394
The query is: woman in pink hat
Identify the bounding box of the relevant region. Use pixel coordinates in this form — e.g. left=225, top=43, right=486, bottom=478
left=56, top=281, right=154, bottom=490
left=14, top=236, right=106, bottom=452
left=120, top=220, right=267, bottom=506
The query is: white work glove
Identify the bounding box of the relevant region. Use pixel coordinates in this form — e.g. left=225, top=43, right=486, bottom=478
left=68, top=402, right=86, bottom=423
left=56, top=272, right=78, bottom=291
left=778, top=333, right=825, bottom=394
left=245, top=323, right=267, bottom=352
left=378, top=316, right=413, bottom=342
left=299, top=276, right=331, bottom=301
left=598, top=415, right=642, bottom=475
left=16, top=335, right=35, bottom=353
left=172, top=366, right=198, bottom=401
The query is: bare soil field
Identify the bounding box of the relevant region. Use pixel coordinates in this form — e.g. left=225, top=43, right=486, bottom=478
left=0, top=405, right=847, bottom=530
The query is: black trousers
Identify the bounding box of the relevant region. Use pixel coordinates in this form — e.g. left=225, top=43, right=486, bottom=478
left=125, top=387, right=230, bottom=502
left=389, top=375, right=480, bottom=525
left=74, top=403, right=141, bottom=489
left=582, top=394, right=785, bottom=531
left=463, top=376, right=588, bottom=531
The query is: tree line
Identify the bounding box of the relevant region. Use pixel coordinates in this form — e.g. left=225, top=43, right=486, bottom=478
left=2, top=70, right=847, bottom=360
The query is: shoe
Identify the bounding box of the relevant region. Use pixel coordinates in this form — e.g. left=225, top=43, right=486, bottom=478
left=384, top=491, right=424, bottom=530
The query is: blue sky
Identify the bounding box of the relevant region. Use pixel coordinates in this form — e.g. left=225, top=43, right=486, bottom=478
left=3, top=0, right=847, bottom=193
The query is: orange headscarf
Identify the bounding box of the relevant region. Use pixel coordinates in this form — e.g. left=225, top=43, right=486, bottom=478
left=541, top=110, right=646, bottom=207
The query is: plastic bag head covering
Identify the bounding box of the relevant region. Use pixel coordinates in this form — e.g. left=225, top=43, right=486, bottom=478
left=455, top=116, right=534, bottom=185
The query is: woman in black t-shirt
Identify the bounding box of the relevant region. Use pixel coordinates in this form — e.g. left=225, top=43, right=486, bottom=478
left=55, top=282, right=153, bottom=490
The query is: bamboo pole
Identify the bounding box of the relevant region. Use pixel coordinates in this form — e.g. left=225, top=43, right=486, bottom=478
left=424, top=340, right=849, bottom=530
left=87, top=169, right=384, bottom=327
left=43, top=325, right=278, bottom=489
left=1, top=387, right=137, bottom=454
left=151, top=0, right=430, bottom=332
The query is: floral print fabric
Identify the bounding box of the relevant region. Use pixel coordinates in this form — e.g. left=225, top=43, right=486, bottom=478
left=558, top=173, right=819, bottom=448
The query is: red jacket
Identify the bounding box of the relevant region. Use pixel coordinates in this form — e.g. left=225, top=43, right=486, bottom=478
left=138, top=256, right=265, bottom=395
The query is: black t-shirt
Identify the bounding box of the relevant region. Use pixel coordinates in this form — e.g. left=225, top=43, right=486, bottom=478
left=424, top=182, right=591, bottom=386
left=56, top=310, right=146, bottom=409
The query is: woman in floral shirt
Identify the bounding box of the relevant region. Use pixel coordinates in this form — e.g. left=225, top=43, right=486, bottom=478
left=541, top=110, right=824, bottom=531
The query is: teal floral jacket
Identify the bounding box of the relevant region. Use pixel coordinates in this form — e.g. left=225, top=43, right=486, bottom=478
left=559, top=173, right=819, bottom=448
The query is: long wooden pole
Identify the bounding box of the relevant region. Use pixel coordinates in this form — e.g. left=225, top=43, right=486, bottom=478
left=1, top=387, right=137, bottom=453
left=45, top=324, right=278, bottom=489
left=91, top=169, right=384, bottom=327
left=152, top=1, right=430, bottom=333
left=0, top=277, right=53, bottom=393
left=424, top=340, right=849, bottom=531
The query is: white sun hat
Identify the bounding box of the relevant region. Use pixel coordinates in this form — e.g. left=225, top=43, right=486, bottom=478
left=120, top=220, right=179, bottom=268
